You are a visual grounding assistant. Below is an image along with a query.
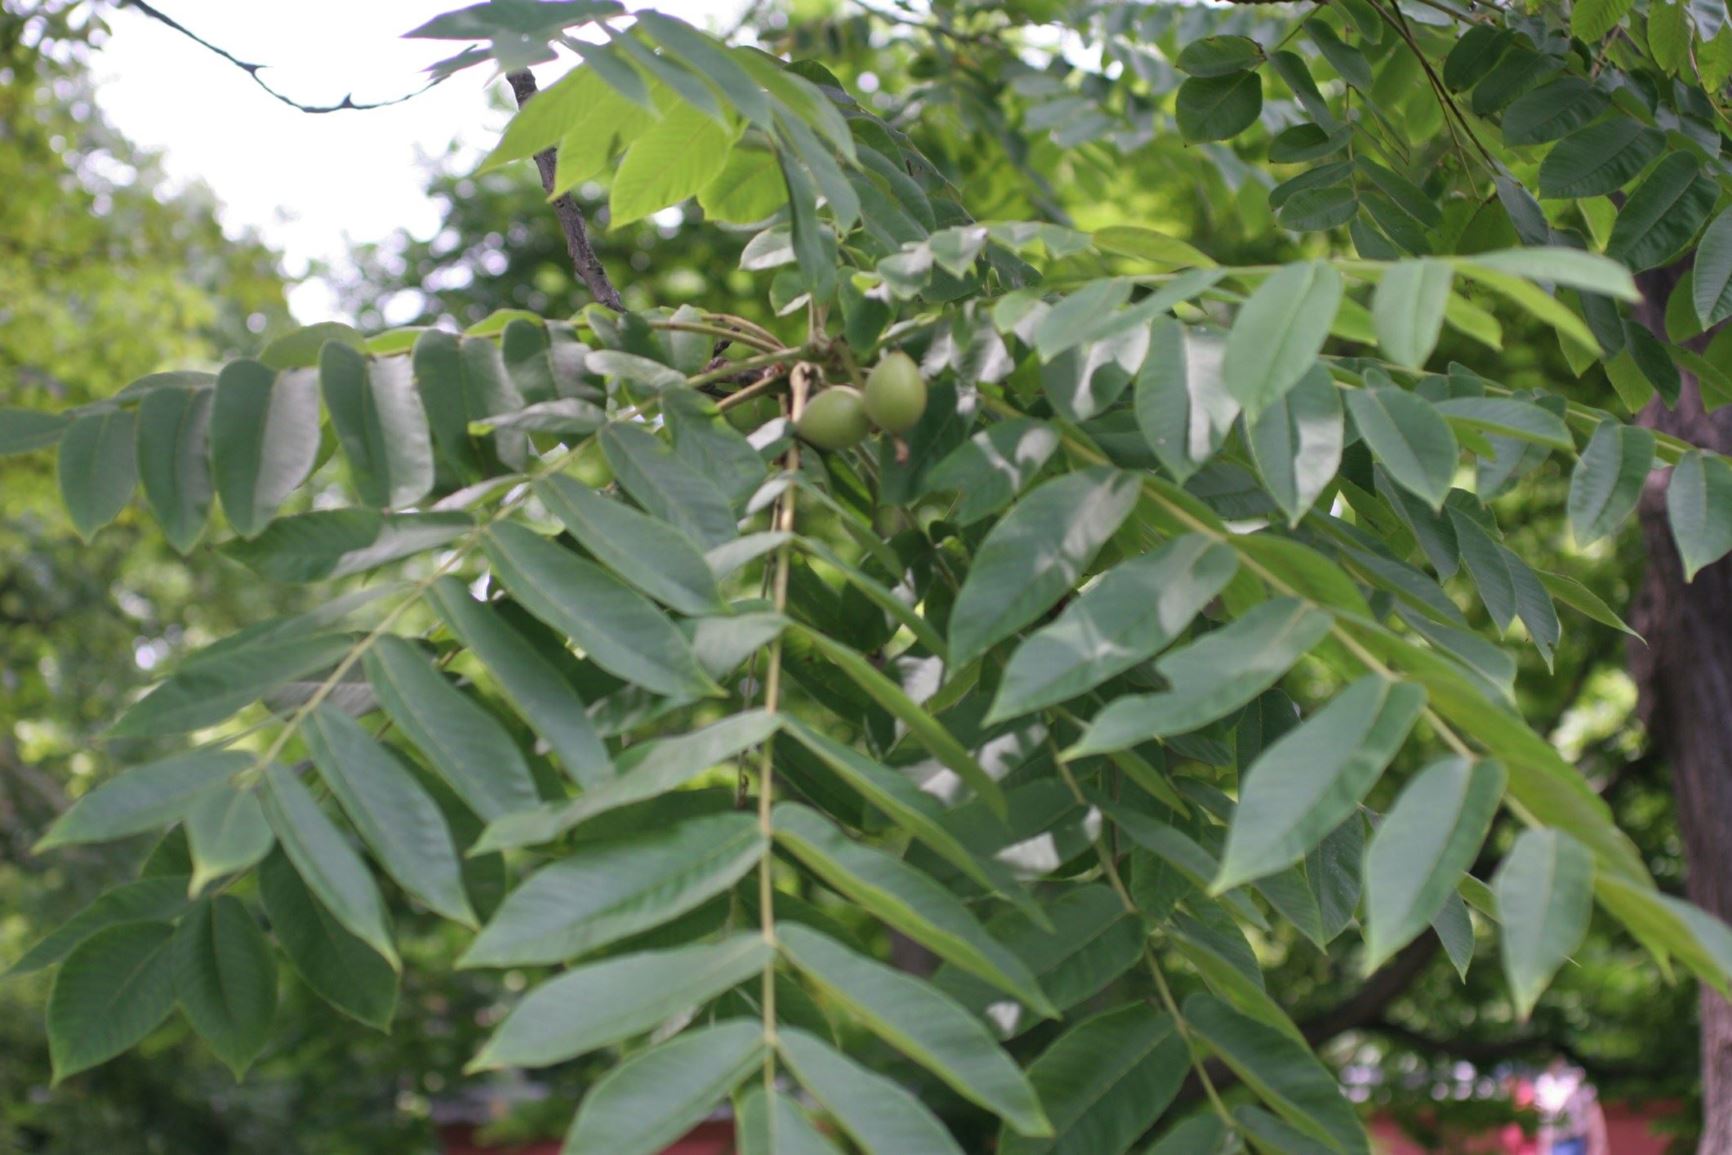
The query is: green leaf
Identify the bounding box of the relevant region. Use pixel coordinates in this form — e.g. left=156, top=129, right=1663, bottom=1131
left=777, top=924, right=1051, bottom=1137
left=735, top=1085, right=841, bottom=1155
left=426, top=576, right=614, bottom=787
left=1344, top=386, right=1458, bottom=510
left=257, top=850, right=397, bottom=1029
left=536, top=474, right=723, bottom=615
left=259, top=762, right=398, bottom=970
left=184, top=782, right=274, bottom=893
left=303, top=704, right=474, bottom=927
left=1572, top=0, right=1634, bottom=40
left=1215, top=676, right=1426, bottom=891
left=47, top=922, right=177, bottom=1082
left=0, top=408, right=70, bottom=455
left=1175, top=72, right=1263, bottom=142
left=600, top=421, right=740, bottom=548
left=793, top=626, right=1006, bottom=816
left=6, top=878, right=193, bottom=977
left=1185, top=993, right=1369, bottom=1154
left=36, top=750, right=248, bottom=850
left=1605, top=153, right=1718, bottom=272
left=471, top=934, right=771, bottom=1070
left=921, top=418, right=1059, bottom=526
left=364, top=634, right=540, bottom=822
left=109, top=632, right=351, bottom=738
left=778, top=1027, right=965, bottom=1155
left=562, top=1020, right=764, bottom=1155
left=1364, top=757, right=1506, bottom=970
left=1442, top=25, right=1508, bottom=90
left=1092, top=225, right=1216, bottom=268
left=773, top=803, right=1057, bottom=1017
left=1133, top=317, right=1238, bottom=483
left=1455, top=265, right=1601, bottom=354
left=1248, top=362, right=1343, bottom=526
left=780, top=155, right=838, bottom=302
left=948, top=467, right=1141, bottom=666
left=1597, top=875, right=1732, bottom=996
left=318, top=343, right=434, bottom=509
left=411, top=328, right=526, bottom=476
left=934, top=885, right=1145, bottom=1035
left=1170, top=913, right=1304, bottom=1042
left=999, top=1003, right=1186, bottom=1155
left=1145, top=1113, right=1232, bottom=1155
left=1537, top=119, right=1662, bottom=198
left=1649, top=0, right=1693, bottom=73
left=1567, top=419, right=1654, bottom=547
left=699, top=145, right=786, bottom=222
left=1500, top=78, right=1609, bottom=146
left=780, top=717, right=1015, bottom=901
left=1372, top=260, right=1452, bottom=369
left=990, top=536, right=1238, bottom=721
left=611, top=101, right=738, bottom=226
left=476, top=710, right=778, bottom=851
left=471, top=396, right=606, bottom=436
left=58, top=407, right=137, bottom=541
left=1311, top=22, right=1371, bottom=81
left=1175, top=36, right=1264, bottom=77
left=1069, top=599, right=1334, bottom=758
left=224, top=509, right=473, bottom=583
left=1695, top=209, right=1732, bottom=328
left=172, top=896, right=277, bottom=1077
left=1432, top=890, right=1476, bottom=981
left=1224, top=262, right=1343, bottom=418
left=1667, top=451, right=1732, bottom=580
left=461, top=812, right=764, bottom=967
left=259, top=322, right=366, bottom=369
left=1432, top=396, right=1573, bottom=451
left=484, top=521, right=718, bottom=699
left=1493, top=829, right=1594, bottom=1019
left=135, top=384, right=214, bottom=553
left=1539, top=569, right=1639, bottom=636
left=794, top=536, right=947, bottom=657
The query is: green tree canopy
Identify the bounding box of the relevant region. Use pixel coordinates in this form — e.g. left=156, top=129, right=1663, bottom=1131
left=11, top=0, right=1732, bottom=1152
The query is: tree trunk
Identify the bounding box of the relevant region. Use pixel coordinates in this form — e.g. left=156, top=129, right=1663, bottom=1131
left=1630, top=268, right=1732, bottom=1155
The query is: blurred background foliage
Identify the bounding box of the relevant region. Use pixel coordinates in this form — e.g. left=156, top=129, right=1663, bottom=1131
left=0, top=0, right=1700, bottom=1151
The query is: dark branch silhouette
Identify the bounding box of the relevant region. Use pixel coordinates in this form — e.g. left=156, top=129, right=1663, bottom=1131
left=119, top=0, right=443, bottom=114
left=504, top=68, right=624, bottom=312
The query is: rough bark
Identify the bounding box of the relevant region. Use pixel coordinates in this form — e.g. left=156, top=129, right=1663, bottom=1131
left=1630, top=266, right=1732, bottom=1155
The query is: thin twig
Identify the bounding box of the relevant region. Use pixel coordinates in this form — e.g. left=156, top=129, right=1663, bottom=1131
left=119, top=0, right=443, bottom=113
left=505, top=69, right=625, bottom=312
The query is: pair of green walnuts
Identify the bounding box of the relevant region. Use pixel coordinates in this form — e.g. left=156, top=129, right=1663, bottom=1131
left=796, top=351, right=928, bottom=451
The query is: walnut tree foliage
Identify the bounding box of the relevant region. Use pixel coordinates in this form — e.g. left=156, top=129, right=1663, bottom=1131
left=11, top=0, right=1732, bottom=1151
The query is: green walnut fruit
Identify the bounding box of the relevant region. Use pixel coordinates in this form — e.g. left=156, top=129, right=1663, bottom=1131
left=797, top=386, right=872, bottom=451
left=863, top=351, right=928, bottom=434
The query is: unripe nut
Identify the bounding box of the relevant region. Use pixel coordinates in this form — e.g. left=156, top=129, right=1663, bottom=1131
left=863, top=351, right=928, bottom=434
left=796, top=386, right=872, bottom=451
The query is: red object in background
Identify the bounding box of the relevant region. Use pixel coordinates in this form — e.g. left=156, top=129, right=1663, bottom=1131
left=442, top=1102, right=1683, bottom=1155
left=438, top=1119, right=735, bottom=1155
left=1367, top=1100, right=1681, bottom=1154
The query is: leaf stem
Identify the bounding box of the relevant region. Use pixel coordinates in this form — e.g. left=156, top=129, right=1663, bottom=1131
left=651, top=318, right=783, bottom=354
left=754, top=359, right=811, bottom=1091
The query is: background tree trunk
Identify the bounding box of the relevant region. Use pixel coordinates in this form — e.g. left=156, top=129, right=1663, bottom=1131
left=1631, top=268, right=1732, bottom=1155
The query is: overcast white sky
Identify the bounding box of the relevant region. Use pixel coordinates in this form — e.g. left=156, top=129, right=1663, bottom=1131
left=91, top=0, right=731, bottom=321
